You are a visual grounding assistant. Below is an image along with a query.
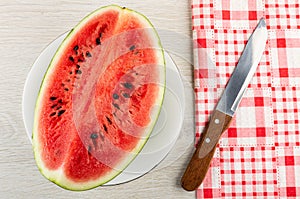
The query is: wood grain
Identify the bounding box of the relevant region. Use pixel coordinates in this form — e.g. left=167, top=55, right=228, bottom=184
left=181, top=110, right=233, bottom=191
left=0, top=0, right=195, bottom=198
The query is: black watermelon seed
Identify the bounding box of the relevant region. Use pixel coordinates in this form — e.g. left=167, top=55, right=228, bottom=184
left=130, top=45, right=136, bottom=51
left=90, top=133, right=98, bottom=139
left=96, top=38, right=101, bottom=45
left=106, top=116, right=112, bottom=124
left=76, top=64, right=80, bottom=69
left=123, top=82, right=133, bottom=89
left=50, top=112, right=56, bottom=117
left=51, top=104, right=57, bottom=109
left=103, top=124, right=108, bottom=132
left=56, top=106, right=62, bottom=110
left=57, top=110, right=65, bottom=116
left=73, top=45, right=79, bottom=51
left=86, top=51, right=92, bottom=57
left=123, top=93, right=130, bottom=98
left=122, top=6, right=126, bottom=9
left=58, top=99, right=63, bottom=104
left=69, top=56, right=74, bottom=62
left=113, top=93, right=119, bottom=99
left=113, top=103, right=120, bottom=109
left=75, top=70, right=82, bottom=74
left=50, top=96, right=57, bottom=101
left=69, top=71, right=73, bottom=74
left=64, top=88, right=69, bottom=91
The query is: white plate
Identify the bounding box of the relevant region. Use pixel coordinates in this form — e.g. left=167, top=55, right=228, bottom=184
left=22, top=32, right=185, bottom=185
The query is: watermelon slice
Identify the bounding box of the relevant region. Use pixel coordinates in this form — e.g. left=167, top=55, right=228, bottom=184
left=33, top=5, right=165, bottom=191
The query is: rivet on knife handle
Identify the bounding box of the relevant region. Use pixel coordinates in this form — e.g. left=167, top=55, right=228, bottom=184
left=181, top=110, right=232, bottom=191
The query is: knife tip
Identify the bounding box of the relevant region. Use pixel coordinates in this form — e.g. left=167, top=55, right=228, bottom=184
left=258, top=17, right=266, bottom=28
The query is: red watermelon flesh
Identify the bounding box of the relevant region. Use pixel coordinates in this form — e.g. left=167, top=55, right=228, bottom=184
left=33, top=5, right=165, bottom=190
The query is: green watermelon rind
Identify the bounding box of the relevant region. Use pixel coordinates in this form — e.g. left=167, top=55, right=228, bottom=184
left=33, top=5, right=166, bottom=191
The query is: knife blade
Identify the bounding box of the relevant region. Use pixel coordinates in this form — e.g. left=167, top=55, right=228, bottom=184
left=181, top=18, right=268, bottom=191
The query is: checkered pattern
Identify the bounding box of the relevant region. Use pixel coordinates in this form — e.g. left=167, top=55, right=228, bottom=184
left=196, top=148, right=221, bottom=198
left=265, top=0, right=300, bottom=30
left=277, top=147, right=300, bottom=197
left=192, top=0, right=214, bottom=30
left=192, top=0, right=300, bottom=198
left=193, top=29, right=271, bottom=90
left=195, top=87, right=218, bottom=142
left=220, top=147, right=278, bottom=198
left=272, top=87, right=300, bottom=147
left=214, top=29, right=269, bottom=87
left=214, top=1, right=264, bottom=29
left=269, top=30, right=300, bottom=86
left=193, top=30, right=216, bottom=88
left=220, top=88, right=273, bottom=147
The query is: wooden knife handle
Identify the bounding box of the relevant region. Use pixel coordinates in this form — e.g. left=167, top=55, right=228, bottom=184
left=181, top=110, right=232, bottom=191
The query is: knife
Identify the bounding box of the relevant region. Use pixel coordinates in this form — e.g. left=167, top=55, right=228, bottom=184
left=181, top=18, right=268, bottom=191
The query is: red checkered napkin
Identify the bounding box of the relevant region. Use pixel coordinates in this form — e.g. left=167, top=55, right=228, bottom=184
left=192, top=0, right=300, bottom=198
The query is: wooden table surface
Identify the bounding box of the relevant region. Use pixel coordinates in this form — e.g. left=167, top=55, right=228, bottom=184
left=0, top=1, right=196, bottom=198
